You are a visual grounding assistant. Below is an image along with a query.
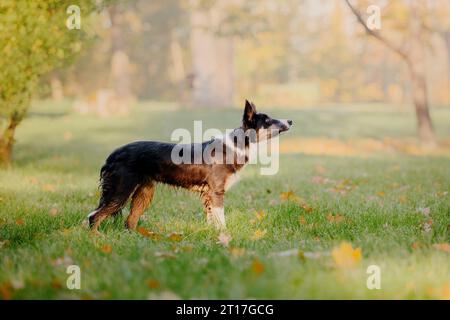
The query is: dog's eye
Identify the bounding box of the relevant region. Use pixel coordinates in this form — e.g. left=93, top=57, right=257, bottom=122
left=265, top=118, right=271, bottom=124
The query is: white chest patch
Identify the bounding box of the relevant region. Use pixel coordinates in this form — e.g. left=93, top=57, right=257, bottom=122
left=224, top=173, right=240, bottom=191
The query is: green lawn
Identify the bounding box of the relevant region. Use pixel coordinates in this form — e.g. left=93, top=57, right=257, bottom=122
left=0, top=100, right=449, bottom=299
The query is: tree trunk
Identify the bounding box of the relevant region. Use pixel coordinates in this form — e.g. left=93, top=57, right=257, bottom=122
left=108, top=5, right=133, bottom=114
left=0, top=116, right=20, bottom=167
left=344, top=0, right=437, bottom=147
left=408, top=3, right=437, bottom=147
left=189, top=1, right=234, bottom=108
left=408, top=65, right=436, bottom=147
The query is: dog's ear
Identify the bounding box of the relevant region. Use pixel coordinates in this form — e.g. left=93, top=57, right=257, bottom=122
left=243, top=99, right=256, bottom=125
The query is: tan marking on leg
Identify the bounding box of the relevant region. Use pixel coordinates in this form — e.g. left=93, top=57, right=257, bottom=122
left=127, top=183, right=155, bottom=230
left=90, top=203, right=123, bottom=232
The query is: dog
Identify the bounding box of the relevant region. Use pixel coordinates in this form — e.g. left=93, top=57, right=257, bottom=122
left=88, top=100, right=292, bottom=231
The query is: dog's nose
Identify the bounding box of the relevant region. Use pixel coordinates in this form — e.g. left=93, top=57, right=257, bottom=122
left=287, top=120, right=293, bottom=126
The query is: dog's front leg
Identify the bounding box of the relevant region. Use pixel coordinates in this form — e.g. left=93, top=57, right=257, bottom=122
left=209, top=190, right=226, bottom=229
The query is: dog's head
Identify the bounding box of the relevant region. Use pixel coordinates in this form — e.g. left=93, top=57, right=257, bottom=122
left=242, top=100, right=292, bottom=142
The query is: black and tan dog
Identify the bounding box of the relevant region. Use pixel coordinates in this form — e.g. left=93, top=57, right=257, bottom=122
left=88, top=100, right=292, bottom=231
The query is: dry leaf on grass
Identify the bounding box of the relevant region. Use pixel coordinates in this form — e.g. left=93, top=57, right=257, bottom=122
left=280, top=190, right=313, bottom=212
left=326, top=213, right=344, bottom=223
left=147, top=279, right=160, bottom=289
left=251, top=259, right=265, bottom=275
left=229, top=247, right=246, bottom=258
left=0, top=282, right=12, bottom=300
left=331, top=242, right=362, bottom=268
left=433, top=243, right=450, bottom=253
left=42, top=184, right=56, bottom=192
left=49, top=207, right=58, bottom=217
left=251, top=229, right=267, bottom=240
left=299, top=216, right=307, bottom=225
left=154, top=251, right=177, bottom=259
left=137, top=227, right=161, bottom=240
left=101, top=244, right=112, bottom=254
left=167, top=232, right=183, bottom=242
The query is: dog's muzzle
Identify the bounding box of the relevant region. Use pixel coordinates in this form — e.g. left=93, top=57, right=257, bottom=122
left=279, top=119, right=293, bottom=132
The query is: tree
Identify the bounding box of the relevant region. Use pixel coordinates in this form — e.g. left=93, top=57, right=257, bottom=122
left=0, top=0, right=110, bottom=166
left=189, top=0, right=235, bottom=108
left=345, top=0, right=437, bottom=147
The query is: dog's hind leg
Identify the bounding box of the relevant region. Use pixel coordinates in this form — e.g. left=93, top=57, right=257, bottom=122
left=127, top=182, right=155, bottom=230
left=89, top=201, right=127, bottom=232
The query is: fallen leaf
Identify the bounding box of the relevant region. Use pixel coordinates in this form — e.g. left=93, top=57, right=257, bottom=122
left=440, top=284, right=450, bottom=300
left=331, top=242, right=362, bottom=268
left=63, top=131, right=73, bottom=141
left=251, top=229, right=267, bottom=241
left=0, top=282, right=12, bottom=300
left=217, top=232, right=232, bottom=247
left=411, top=242, right=422, bottom=250
left=42, top=184, right=56, bottom=192
left=251, top=259, right=265, bottom=275
left=280, top=190, right=301, bottom=202
left=433, top=243, right=450, bottom=253
left=301, top=203, right=313, bottom=213
left=49, top=207, right=58, bottom=217
left=229, top=247, right=246, bottom=258
left=147, top=279, right=160, bottom=289
left=327, top=213, right=344, bottom=223
left=255, top=210, right=266, bottom=221
left=137, top=227, right=161, bottom=240
left=299, top=216, right=307, bottom=225
left=167, top=232, right=183, bottom=242
left=154, top=251, right=176, bottom=259
left=51, top=278, right=62, bottom=289
left=101, top=244, right=112, bottom=254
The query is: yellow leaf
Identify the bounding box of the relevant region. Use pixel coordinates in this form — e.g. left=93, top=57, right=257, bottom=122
left=101, top=244, right=112, bottom=254
left=167, top=232, right=183, bottom=242
left=327, top=213, right=344, bottom=223
left=42, top=184, right=56, bottom=192
left=49, top=207, right=58, bottom=217
left=229, top=247, right=246, bottom=258
left=147, top=279, right=160, bottom=289
left=299, top=216, right=307, bottom=225
left=331, top=242, right=362, bottom=268
left=251, top=259, right=265, bottom=275
left=280, top=190, right=300, bottom=202
left=251, top=229, right=267, bottom=241
left=255, top=210, right=266, bottom=221
left=137, top=227, right=161, bottom=240
left=433, top=243, right=450, bottom=253
left=63, top=131, right=73, bottom=141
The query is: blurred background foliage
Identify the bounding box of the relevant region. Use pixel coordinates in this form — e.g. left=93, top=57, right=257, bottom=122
left=1, top=0, right=450, bottom=165
left=40, top=0, right=450, bottom=108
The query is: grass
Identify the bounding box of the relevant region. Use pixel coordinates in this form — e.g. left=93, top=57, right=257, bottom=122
left=0, top=100, right=449, bottom=299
